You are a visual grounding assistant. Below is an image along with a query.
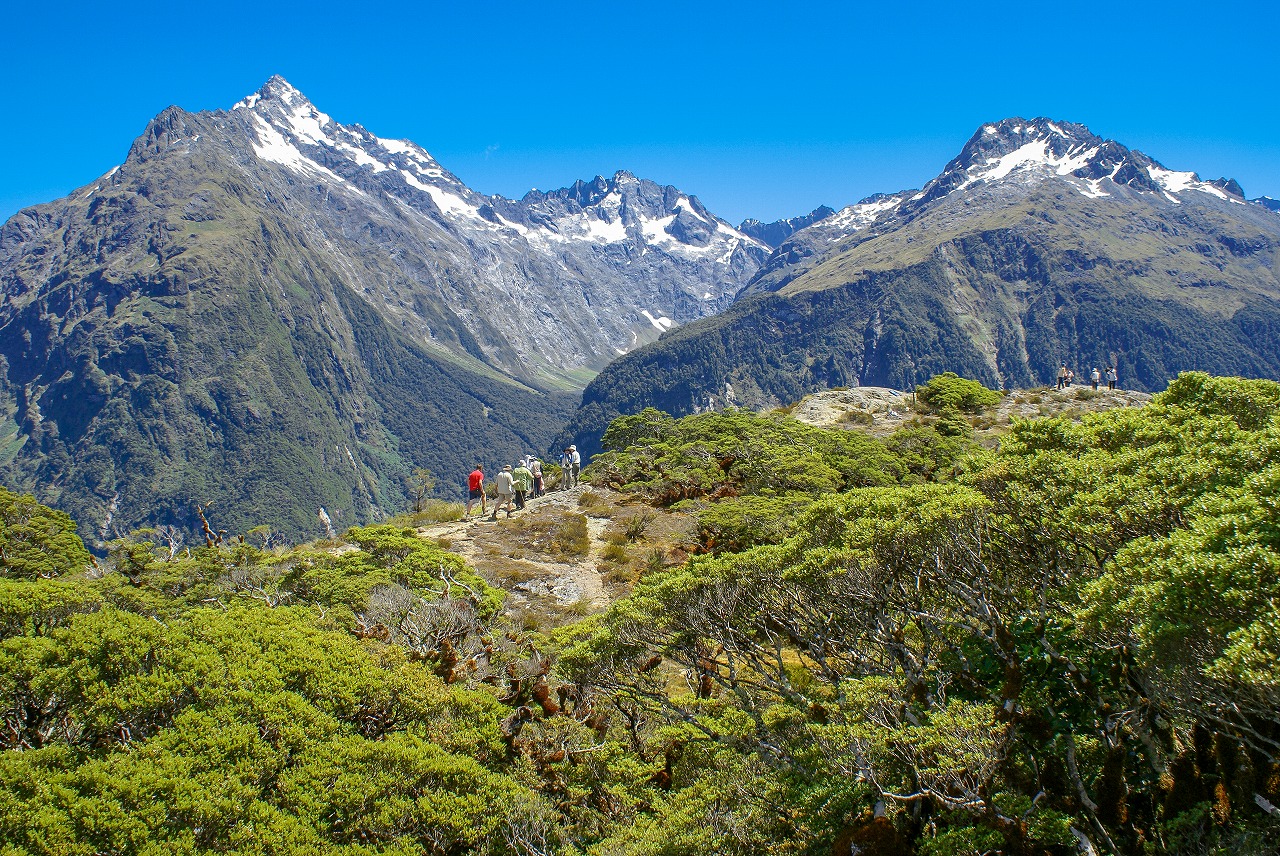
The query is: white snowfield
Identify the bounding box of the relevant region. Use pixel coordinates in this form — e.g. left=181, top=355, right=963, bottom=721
left=641, top=310, right=675, bottom=332
left=233, top=79, right=766, bottom=269
left=951, top=123, right=1244, bottom=206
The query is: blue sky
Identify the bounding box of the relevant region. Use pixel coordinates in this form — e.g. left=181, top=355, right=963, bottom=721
left=2, top=0, right=1277, bottom=226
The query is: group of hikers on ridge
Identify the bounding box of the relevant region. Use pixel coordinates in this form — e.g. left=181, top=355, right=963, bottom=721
left=1057, top=363, right=1118, bottom=391
left=464, top=445, right=582, bottom=520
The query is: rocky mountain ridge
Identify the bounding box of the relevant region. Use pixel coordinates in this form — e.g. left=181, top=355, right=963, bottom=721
left=562, top=117, right=1280, bottom=455
left=214, top=76, right=772, bottom=382
left=737, top=205, right=836, bottom=249
left=0, top=76, right=770, bottom=542
left=747, top=118, right=1261, bottom=295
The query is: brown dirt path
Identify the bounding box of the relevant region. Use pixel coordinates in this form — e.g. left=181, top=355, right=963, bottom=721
left=416, top=483, right=611, bottom=615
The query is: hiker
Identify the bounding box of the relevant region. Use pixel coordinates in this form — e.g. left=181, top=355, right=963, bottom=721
left=1057, top=364, right=1069, bottom=390
left=512, top=460, right=532, bottom=510
left=1090, top=367, right=1101, bottom=390
left=1106, top=366, right=1118, bottom=391
left=559, top=448, right=573, bottom=489
left=529, top=456, right=544, bottom=497
left=491, top=465, right=516, bottom=518
left=465, top=464, right=486, bottom=517
left=569, top=445, right=581, bottom=487
left=1066, top=368, right=1075, bottom=387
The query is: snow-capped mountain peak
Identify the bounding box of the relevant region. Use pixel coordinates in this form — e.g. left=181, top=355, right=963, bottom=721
left=511, top=170, right=769, bottom=258
left=742, top=116, right=1254, bottom=298
left=230, top=75, right=475, bottom=218
left=225, top=80, right=768, bottom=274
left=215, top=78, right=772, bottom=372
left=912, top=117, right=1246, bottom=208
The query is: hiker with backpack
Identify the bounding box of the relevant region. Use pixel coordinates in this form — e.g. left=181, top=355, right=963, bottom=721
left=512, top=460, right=533, bottom=510
left=465, top=464, right=486, bottom=517
left=491, top=465, right=516, bottom=519
left=559, top=448, right=573, bottom=489
left=529, top=456, right=544, bottom=497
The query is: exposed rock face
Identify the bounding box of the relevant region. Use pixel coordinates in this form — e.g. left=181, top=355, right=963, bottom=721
left=228, top=77, right=768, bottom=384
left=788, top=387, right=909, bottom=427
left=745, top=193, right=914, bottom=293
left=562, top=117, right=1280, bottom=456
left=786, top=385, right=1152, bottom=435
left=0, top=76, right=769, bottom=542
left=738, top=205, right=836, bottom=249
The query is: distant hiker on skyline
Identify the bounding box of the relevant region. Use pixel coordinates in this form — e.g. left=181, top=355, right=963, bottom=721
left=1057, top=364, right=1069, bottom=390
left=1107, top=366, right=1118, bottom=390
left=1091, top=367, right=1101, bottom=390
left=492, top=465, right=516, bottom=519
left=466, top=464, right=486, bottom=517
left=512, top=460, right=532, bottom=510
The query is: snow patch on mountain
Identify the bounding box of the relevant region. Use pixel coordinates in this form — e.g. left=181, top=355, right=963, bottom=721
left=249, top=114, right=348, bottom=185
left=823, top=194, right=906, bottom=235
left=1146, top=164, right=1237, bottom=204
left=974, top=140, right=1099, bottom=183
left=642, top=310, right=675, bottom=331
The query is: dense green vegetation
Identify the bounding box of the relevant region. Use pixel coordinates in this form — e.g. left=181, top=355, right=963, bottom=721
left=915, top=371, right=1004, bottom=412
left=3, top=373, right=1279, bottom=854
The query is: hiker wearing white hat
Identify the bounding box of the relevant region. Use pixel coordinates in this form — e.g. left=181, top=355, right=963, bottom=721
left=569, top=445, right=581, bottom=488
left=491, top=465, right=516, bottom=518
left=528, top=455, right=544, bottom=497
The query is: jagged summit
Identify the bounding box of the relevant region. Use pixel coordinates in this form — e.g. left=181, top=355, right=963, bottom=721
left=915, top=116, right=1246, bottom=209
left=744, top=117, right=1255, bottom=296
left=738, top=206, right=837, bottom=249
left=510, top=171, right=765, bottom=259
left=227, top=76, right=467, bottom=207
left=212, top=78, right=767, bottom=305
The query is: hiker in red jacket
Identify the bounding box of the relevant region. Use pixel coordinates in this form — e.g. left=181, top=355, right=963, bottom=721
left=465, top=464, right=486, bottom=517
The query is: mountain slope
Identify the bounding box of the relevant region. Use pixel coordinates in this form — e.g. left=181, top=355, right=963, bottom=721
left=0, top=153, right=571, bottom=542
left=222, top=77, right=770, bottom=385
left=563, top=118, right=1280, bottom=455
left=0, top=77, right=768, bottom=543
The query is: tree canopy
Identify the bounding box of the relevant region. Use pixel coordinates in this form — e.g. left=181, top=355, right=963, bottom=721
left=2, top=372, right=1279, bottom=854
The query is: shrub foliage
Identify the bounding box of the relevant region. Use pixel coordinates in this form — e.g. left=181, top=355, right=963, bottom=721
left=2, top=372, right=1279, bottom=854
